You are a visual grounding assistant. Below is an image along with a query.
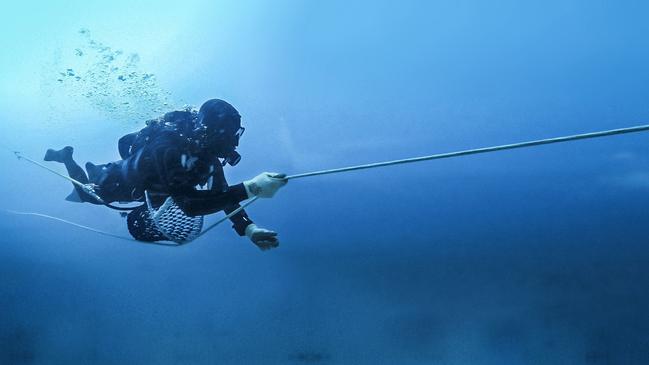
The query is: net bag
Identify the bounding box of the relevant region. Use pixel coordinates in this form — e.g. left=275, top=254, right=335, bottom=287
left=127, top=193, right=204, bottom=244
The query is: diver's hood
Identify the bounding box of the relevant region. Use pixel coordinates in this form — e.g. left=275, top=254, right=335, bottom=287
left=194, top=99, right=244, bottom=166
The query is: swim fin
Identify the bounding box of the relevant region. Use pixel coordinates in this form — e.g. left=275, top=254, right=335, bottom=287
left=44, top=146, right=73, bottom=163
left=65, top=189, right=83, bottom=203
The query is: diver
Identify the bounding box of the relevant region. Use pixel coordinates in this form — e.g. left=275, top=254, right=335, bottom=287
left=43, top=99, right=287, bottom=250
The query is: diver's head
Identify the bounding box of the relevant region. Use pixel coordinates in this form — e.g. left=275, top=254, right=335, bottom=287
left=194, top=99, right=244, bottom=165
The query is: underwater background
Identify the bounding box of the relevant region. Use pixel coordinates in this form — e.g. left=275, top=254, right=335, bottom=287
left=1, top=1, right=649, bottom=364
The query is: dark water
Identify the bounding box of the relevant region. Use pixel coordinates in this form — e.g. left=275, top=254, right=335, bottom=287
left=2, top=170, right=649, bottom=364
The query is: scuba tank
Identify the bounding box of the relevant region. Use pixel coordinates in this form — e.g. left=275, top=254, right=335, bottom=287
left=119, top=110, right=198, bottom=159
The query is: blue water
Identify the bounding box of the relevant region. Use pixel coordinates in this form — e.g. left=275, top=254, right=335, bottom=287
left=2, top=1, right=649, bottom=364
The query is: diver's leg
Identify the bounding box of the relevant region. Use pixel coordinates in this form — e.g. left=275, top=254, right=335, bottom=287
left=44, top=146, right=89, bottom=183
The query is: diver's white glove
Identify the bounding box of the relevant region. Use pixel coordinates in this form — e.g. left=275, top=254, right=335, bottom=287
left=245, top=224, right=280, bottom=251
left=243, top=172, right=288, bottom=198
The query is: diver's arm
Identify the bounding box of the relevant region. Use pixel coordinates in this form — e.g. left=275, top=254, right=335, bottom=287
left=184, top=191, right=257, bottom=237
left=224, top=204, right=254, bottom=236
left=153, top=135, right=284, bottom=248
left=176, top=177, right=283, bottom=249
left=172, top=184, right=249, bottom=217
left=208, top=162, right=255, bottom=235
left=155, top=140, right=253, bottom=226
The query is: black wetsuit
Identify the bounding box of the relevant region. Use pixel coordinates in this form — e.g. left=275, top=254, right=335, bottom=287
left=78, top=111, right=253, bottom=236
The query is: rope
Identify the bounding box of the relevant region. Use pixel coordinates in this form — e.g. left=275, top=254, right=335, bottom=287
left=228, top=123, right=649, bottom=220
left=14, top=152, right=89, bottom=190
left=2, top=210, right=179, bottom=246
left=7, top=123, right=649, bottom=245
left=14, top=151, right=140, bottom=211
left=203, top=123, right=649, bottom=236
left=5, top=149, right=247, bottom=243
left=285, top=124, right=649, bottom=180
left=196, top=196, right=260, bottom=239
left=13, top=151, right=106, bottom=204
